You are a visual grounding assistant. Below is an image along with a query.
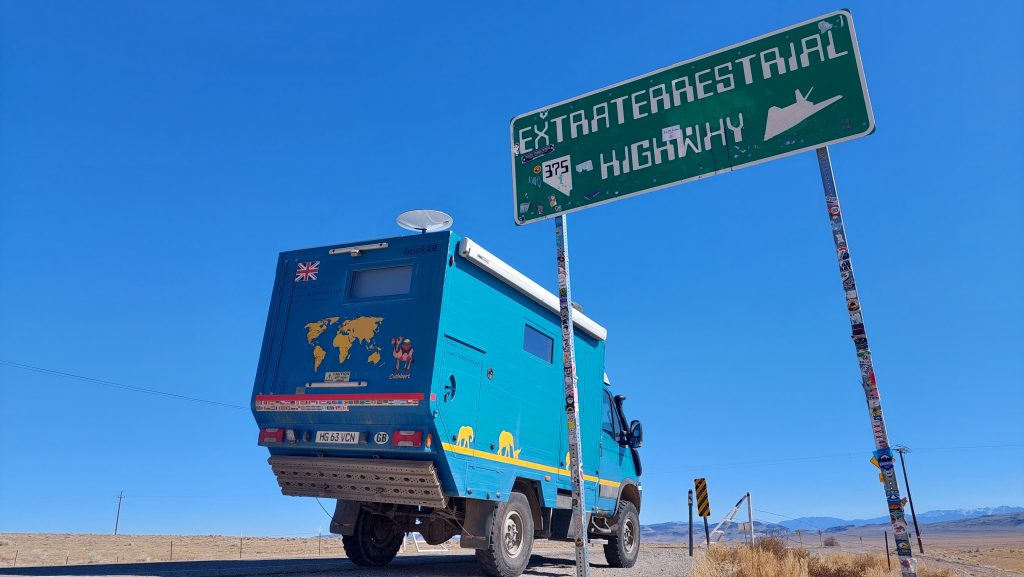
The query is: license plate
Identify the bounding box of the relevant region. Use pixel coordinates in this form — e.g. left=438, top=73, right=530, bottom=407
left=315, top=431, right=360, bottom=444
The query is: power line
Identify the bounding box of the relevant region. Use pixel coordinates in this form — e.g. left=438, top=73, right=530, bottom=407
left=0, top=359, right=247, bottom=410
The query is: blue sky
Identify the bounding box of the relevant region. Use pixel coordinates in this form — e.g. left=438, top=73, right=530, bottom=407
left=1, top=1, right=1021, bottom=536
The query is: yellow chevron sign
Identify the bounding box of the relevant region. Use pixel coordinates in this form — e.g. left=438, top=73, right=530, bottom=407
left=695, top=477, right=711, bottom=517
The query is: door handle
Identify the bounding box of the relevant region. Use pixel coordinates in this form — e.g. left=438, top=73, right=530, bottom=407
left=444, top=374, right=456, bottom=402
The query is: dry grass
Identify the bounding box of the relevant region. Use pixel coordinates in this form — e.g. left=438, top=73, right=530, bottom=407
left=695, top=537, right=956, bottom=577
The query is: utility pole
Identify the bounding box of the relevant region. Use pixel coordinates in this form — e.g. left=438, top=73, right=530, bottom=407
left=113, top=490, right=124, bottom=535
left=894, top=445, right=924, bottom=553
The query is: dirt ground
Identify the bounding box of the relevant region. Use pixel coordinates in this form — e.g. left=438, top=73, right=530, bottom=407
left=809, top=531, right=1024, bottom=577
left=0, top=533, right=1020, bottom=576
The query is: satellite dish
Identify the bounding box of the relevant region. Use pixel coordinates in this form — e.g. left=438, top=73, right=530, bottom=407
left=396, top=209, right=453, bottom=234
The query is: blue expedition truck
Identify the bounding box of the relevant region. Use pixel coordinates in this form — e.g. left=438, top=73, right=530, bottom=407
left=251, top=231, right=643, bottom=577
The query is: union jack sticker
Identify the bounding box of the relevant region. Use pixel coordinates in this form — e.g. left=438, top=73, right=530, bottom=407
left=295, top=261, right=320, bottom=282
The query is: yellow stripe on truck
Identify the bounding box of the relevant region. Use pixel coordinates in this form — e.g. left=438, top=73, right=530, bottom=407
left=441, top=442, right=620, bottom=488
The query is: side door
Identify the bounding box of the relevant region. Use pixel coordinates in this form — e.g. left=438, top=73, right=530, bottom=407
left=597, top=389, right=627, bottom=513
left=436, top=336, right=484, bottom=454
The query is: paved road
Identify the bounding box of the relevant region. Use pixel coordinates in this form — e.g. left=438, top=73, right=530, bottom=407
left=0, top=545, right=693, bottom=577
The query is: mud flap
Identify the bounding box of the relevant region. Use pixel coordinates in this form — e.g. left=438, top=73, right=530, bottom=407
left=330, top=500, right=361, bottom=536
left=459, top=498, right=497, bottom=549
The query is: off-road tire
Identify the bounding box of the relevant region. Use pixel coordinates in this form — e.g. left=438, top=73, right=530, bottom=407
left=604, top=501, right=640, bottom=568
left=342, top=511, right=404, bottom=567
left=476, top=492, right=535, bottom=577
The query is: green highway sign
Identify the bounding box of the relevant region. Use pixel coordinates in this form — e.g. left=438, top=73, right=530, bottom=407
left=510, top=9, right=873, bottom=225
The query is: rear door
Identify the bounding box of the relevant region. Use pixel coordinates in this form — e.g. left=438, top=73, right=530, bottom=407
left=253, top=234, right=448, bottom=434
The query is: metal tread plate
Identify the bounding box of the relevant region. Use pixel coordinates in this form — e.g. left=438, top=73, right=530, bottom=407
left=268, top=455, right=446, bottom=508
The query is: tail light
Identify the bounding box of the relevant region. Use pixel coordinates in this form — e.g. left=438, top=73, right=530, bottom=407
left=392, top=430, right=423, bottom=447
left=259, top=428, right=284, bottom=443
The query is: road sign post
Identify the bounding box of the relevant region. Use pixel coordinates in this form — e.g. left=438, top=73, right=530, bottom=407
left=555, top=214, right=591, bottom=577
left=694, top=478, right=711, bottom=546
left=687, top=489, right=694, bottom=556
left=816, top=147, right=915, bottom=577
left=511, top=10, right=872, bottom=225
left=509, top=9, right=908, bottom=576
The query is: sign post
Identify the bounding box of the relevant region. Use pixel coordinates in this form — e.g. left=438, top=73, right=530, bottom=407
left=816, top=147, right=916, bottom=576
left=687, top=489, right=694, bottom=556
left=555, top=214, right=590, bottom=577
left=694, top=478, right=711, bottom=546
left=510, top=9, right=914, bottom=577
left=511, top=10, right=873, bottom=225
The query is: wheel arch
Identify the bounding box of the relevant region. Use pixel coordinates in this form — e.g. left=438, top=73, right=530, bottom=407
left=618, top=480, right=641, bottom=513
left=512, top=477, right=543, bottom=529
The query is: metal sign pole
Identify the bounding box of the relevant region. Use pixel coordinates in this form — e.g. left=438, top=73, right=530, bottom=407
left=746, top=492, right=754, bottom=546
left=816, top=147, right=917, bottom=577
left=687, top=490, right=694, bottom=556
left=555, top=214, right=590, bottom=577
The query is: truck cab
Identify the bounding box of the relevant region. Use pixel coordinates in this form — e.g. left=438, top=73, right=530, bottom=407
left=251, top=231, right=643, bottom=576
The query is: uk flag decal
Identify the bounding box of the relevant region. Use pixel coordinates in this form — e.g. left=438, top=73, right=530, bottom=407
left=295, top=261, right=320, bottom=282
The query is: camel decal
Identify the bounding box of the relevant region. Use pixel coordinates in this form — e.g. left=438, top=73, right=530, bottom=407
left=498, top=431, right=522, bottom=459
left=456, top=426, right=474, bottom=448
left=391, top=336, right=414, bottom=375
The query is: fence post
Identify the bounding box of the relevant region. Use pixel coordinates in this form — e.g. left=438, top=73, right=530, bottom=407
left=884, top=531, right=892, bottom=571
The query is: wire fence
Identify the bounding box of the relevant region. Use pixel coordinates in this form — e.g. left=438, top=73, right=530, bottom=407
left=0, top=532, right=453, bottom=568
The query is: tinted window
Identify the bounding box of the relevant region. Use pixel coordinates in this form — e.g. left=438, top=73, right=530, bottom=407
left=523, top=324, right=553, bottom=363
left=350, top=265, right=413, bottom=298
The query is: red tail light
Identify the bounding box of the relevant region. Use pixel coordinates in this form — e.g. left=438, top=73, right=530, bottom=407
left=259, top=428, right=284, bottom=443
left=392, top=430, right=423, bottom=447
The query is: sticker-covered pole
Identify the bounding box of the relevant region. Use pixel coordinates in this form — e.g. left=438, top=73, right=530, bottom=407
left=816, top=147, right=917, bottom=577
left=555, top=214, right=591, bottom=577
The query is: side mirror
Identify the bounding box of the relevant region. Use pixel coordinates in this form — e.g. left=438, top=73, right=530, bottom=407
left=628, top=420, right=643, bottom=448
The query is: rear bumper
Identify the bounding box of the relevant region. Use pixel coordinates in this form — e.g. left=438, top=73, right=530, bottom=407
left=267, top=455, right=447, bottom=508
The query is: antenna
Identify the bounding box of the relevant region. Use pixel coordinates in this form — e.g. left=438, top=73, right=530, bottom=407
left=396, top=210, right=453, bottom=234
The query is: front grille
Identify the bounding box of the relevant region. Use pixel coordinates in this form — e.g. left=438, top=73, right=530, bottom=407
left=268, top=456, right=446, bottom=508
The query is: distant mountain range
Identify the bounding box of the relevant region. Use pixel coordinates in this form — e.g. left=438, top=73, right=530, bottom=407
left=776, top=506, right=1024, bottom=531
left=641, top=506, right=1024, bottom=542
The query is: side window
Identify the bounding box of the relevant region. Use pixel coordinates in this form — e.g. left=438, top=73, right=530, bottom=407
left=601, top=391, right=618, bottom=439
left=523, top=324, right=553, bottom=363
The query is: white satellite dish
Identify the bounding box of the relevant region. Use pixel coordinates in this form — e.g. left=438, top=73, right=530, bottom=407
left=396, top=209, right=453, bottom=234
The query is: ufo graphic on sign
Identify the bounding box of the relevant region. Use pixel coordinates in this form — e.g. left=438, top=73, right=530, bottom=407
left=763, top=88, right=843, bottom=140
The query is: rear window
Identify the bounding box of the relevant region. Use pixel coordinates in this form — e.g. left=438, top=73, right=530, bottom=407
left=523, top=324, right=553, bottom=363
left=349, top=265, right=413, bottom=298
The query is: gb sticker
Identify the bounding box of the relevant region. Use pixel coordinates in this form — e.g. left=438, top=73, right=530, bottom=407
left=542, top=155, right=573, bottom=196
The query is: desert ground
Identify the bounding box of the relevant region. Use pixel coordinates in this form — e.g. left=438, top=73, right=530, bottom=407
left=1, top=533, right=1021, bottom=577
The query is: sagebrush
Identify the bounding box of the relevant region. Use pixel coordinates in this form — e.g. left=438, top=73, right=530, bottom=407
left=694, top=536, right=955, bottom=577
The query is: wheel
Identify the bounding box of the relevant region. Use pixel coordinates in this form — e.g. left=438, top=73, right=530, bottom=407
left=342, top=510, right=404, bottom=567
left=604, top=501, right=640, bottom=568
left=476, top=492, right=535, bottom=577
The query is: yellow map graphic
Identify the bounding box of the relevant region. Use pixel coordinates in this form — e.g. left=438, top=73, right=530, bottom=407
left=304, top=316, right=384, bottom=372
